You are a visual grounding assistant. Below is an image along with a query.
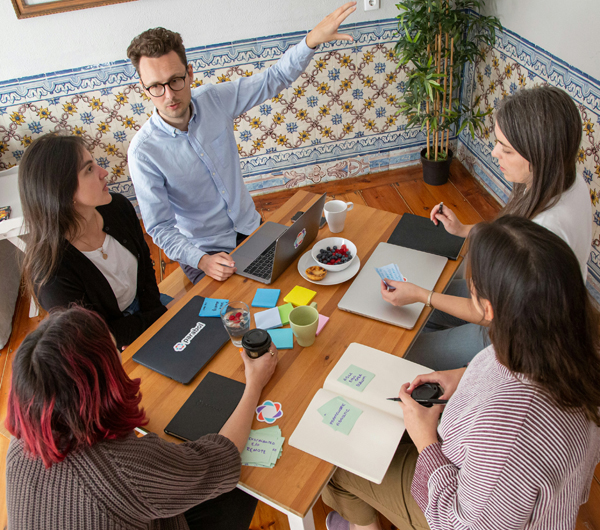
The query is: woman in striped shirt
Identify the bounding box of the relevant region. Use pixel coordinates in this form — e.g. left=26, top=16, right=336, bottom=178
left=324, top=216, right=600, bottom=530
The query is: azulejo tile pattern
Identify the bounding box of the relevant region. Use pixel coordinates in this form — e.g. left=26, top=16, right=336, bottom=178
left=0, top=19, right=430, bottom=202
left=457, top=27, right=600, bottom=294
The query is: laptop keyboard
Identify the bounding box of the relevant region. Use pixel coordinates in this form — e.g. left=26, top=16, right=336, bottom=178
left=243, top=241, right=276, bottom=279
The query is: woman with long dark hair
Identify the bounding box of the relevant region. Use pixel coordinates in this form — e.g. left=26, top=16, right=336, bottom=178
left=5, top=306, right=278, bottom=529
left=382, top=86, right=593, bottom=370
left=324, top=216, right=600, bottom=530
left=19, top=133, right=167, bottom=350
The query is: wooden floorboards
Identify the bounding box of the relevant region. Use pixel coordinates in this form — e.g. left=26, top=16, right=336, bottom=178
left=1, top=160, right=596, bottom=530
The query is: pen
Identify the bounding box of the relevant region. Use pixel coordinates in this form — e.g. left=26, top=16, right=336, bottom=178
left=386, top=397, right=448, bottom=404
left=439, top=202, right=444, bottom=215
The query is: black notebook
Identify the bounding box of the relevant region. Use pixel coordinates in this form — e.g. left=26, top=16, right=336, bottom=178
left=387, top=213, right=465, bottom=260
left=132, top=296, right=230, bottom=384
left=164, top=372, right=245, bottom=441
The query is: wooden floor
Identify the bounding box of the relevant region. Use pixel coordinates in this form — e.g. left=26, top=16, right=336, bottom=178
left=0, top=160, right=598, bottom=530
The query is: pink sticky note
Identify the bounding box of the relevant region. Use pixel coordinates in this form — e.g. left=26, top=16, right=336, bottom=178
left=316, top=314, right=329, bottom=336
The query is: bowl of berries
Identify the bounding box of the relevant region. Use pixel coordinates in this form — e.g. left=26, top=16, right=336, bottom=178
left=311, top=237, right=357, bottom=272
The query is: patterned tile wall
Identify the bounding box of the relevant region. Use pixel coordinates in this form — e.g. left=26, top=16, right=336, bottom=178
left=0, top=19, right=430, bottom=203
left=457, top=27, right=600, bottom=294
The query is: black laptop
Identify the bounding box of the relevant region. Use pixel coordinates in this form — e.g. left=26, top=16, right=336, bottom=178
left=132, top=296, right=229, bottom=384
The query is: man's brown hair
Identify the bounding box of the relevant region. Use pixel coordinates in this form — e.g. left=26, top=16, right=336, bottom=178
left=127, top=27, right=188, bottom=75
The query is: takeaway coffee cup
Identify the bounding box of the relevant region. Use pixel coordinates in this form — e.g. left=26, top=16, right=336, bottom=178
left=289, top=303, right=319, bottom=347
left=324, top=200, right=354, bottom=233
left=241, top=328, right=272, bottom=359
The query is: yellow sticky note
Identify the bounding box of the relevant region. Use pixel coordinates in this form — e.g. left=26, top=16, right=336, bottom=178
left=284, top=286, right=316, bottom=307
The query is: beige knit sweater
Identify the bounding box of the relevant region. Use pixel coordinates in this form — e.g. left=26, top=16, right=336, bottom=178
left=6, top=432, right=241, bottom=529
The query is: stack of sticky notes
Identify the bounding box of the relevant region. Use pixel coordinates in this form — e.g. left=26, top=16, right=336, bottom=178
left=277, top=302, right=294, bottom=325
left=316, top=314, right=329, bottom=336
left=268, top=329, right=294, bottom=350
left=255, top=307, right=282, bottom=330
left=318, top=397, right=363, bottom=435
left=284, top=286, right=316, bottom=307
left=252, top=289, right=280, bottom=308
left=199, top=298, right=228, bottom=317
left=241, top=426, right=285, bottom=468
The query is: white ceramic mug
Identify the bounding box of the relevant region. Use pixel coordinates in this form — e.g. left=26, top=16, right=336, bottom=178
left=324, top=200, right=354, bottom=233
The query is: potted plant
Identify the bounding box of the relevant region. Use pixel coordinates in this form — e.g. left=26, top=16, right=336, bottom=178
left=394, top=0, right=502, bottom=185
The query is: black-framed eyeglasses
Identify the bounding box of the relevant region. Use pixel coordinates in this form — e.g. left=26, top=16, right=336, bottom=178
left=141, top=73, right=187, bottom=97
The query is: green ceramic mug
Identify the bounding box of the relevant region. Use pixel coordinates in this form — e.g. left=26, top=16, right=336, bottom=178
left=289, top=302, right=319, bottom=347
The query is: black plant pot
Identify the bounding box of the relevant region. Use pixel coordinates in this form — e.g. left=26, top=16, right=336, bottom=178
left=420, top=148, right=453, bottom=186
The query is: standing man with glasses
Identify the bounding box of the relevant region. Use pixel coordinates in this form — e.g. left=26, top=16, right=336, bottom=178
left=127, top=3, right=357, bottom=284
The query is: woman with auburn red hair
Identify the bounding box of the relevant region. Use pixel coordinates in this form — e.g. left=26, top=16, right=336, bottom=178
left=5, top=306, right=278, bottom=530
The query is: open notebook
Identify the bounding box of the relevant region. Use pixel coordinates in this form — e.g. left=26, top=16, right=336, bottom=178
left=289, top=343, right=432, bottom=484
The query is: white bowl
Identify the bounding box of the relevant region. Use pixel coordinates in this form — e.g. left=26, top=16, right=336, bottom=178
left=311, top=237, right=357, bottom=272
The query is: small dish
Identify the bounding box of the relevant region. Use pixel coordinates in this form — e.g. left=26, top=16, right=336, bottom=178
left=298, top=251, right=361, bottom=286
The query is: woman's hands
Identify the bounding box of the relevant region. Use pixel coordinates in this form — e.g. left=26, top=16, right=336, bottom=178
left=397, top=368, right=467, bottom=453
left=430, top=203, right=472, bottom=238
left=380, top=280, right=428, bottom=307
left=409, top=368, right=467, bottom=401
left=305, top=2, right=357, bottom=49
left=397, top=383, right=442, bottom=453
left=241, top=345, right=279, bottom=392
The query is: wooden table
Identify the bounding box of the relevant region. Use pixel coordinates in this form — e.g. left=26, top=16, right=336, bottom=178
left=122, top=190, right=463, bottom=530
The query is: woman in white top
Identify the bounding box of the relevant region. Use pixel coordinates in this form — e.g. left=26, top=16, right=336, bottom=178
left=19, top=133, right=168, bottom=350
left=382, top=86, right=593, bottom=370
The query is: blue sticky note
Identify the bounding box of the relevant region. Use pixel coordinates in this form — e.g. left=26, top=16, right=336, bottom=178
left=255, top=308, right=283, bottom=330
left=252, top=289, right=281, bottom=308
left=199, top=298, right=229, bottom=317
left=268, top=329, right=294, bottom=350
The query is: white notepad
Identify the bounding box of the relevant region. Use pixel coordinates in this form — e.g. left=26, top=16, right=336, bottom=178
left=289, top=343, right=432, bottom=484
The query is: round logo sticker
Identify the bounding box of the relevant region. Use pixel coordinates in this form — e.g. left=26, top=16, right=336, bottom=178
left=294, top=228, right=306, bottom=249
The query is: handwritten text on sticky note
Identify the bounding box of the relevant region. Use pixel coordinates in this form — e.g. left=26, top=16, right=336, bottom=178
left=337, top=365, right=376, bottom=392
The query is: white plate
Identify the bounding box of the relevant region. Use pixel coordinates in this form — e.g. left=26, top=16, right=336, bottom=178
left=297, top=251, right=361, bottom=285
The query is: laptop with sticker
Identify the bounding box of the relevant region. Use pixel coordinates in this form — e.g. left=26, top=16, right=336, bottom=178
left=132, top=296, right=230, bottom=384
left=233, top=193, right=326, bottom=284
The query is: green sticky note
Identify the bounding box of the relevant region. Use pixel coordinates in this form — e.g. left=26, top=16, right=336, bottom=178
left=320, top=397, right=363, bottom=436
left=318, top=397, right=349, bottom=419
left=277, top=303, right=294, bottom=325
left=242, top=428, right=284, bottom=468
left=337, top=365, right=376, bottom=392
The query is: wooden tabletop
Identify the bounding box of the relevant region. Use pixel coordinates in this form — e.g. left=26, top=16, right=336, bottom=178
left=121, top=190, right=463, bottom=518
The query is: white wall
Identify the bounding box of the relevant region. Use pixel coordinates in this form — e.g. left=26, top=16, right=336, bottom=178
left=483, top=0, right=600, bottom=81
left=0, top=0, right=399, bottom=81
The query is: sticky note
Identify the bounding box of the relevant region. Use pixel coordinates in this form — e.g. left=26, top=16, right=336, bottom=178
left=316, top=314, right=329, bottom=336
left=375, top=264, right=407, bottom=283
left=337, top=365, right=376, bottom=392
left=318, top=397, right=363, bottom=435
left=241, top=426, right=285, bottom=468
left=268, top=329, right=294, bottom=350
left=255, top=307, right=282, bottom=330
left=277, top=303, right=294, bottom=325
left=252, top=289, right=281, bottom=308
left=283, top=286, right=316, bottom=307
left=199, top=298, right=229, bottom=317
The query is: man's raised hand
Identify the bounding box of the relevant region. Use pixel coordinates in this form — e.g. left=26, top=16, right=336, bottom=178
left=306, top=2, right=357, bottom=49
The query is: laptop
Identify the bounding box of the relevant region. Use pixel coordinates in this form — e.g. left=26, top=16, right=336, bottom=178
left=132, top=296, right=230, bottom=384
left=338, top=242, right=448, bottom=329
left=233, top=193, right=327, bottom=284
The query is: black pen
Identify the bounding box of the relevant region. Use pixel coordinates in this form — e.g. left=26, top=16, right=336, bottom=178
left=387, top=397, right=448, bottom=405
left=439, top=202, right=444, bottom=215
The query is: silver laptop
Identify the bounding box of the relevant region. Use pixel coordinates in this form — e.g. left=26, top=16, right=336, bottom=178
left=233, top=193, right=327, bottom=284
left=338, top=242, right=448, bottom=329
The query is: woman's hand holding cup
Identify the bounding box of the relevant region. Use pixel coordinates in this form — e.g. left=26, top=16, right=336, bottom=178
left=241, top=345, right=278, bottom=392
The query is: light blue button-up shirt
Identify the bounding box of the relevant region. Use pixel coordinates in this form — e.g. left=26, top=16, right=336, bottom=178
left=128, top=38, right=316, bottom=268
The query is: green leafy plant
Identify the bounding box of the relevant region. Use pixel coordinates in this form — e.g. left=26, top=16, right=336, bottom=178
left=395, top=0, right=502, bottom=160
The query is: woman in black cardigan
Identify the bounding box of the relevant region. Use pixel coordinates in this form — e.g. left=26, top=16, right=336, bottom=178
left=19, top=133, right=167, bottom=349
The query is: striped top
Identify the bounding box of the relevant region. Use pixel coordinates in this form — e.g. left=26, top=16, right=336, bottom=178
left=411, top=346, right=600, bottom=529
left=6, top=432, right=241, bottom=529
